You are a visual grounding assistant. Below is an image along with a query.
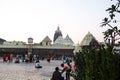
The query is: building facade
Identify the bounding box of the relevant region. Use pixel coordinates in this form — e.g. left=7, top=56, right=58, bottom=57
left=0, top=27, right=75, bottom=59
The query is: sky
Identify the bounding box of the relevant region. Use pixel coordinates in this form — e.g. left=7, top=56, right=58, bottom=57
left=0, top=0, right=119, bottom=44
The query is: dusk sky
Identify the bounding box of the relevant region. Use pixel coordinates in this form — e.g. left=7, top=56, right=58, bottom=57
left=0, top=0, right=119, bottom=44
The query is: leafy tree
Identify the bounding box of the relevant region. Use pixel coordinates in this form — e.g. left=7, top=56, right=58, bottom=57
left=72, top=46, right=120, bottom=80
left=101, top=0, right=120, bottom=46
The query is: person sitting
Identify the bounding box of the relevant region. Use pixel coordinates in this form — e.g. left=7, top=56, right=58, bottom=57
left=51, top=67, right=64, bottom=80
left=15, top=55, right=20, bottom=63
left=35, top=59, right=42, bottom=68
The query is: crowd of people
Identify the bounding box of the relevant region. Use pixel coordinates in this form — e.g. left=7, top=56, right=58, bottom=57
left=1, top=54, right=45, bottom=63
left=1, top=54, right=76, bottom=80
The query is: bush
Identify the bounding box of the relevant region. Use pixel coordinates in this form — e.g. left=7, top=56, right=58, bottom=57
left=72, top=46, right=120, bottom=80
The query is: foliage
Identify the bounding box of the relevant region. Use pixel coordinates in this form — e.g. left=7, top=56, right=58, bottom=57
left=101, top=0, right=120, bottom=46
left=71, top=47, right=120, bottom=80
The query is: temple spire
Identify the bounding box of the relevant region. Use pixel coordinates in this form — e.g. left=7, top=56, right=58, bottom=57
left=53, top=26, right=63, bottom=42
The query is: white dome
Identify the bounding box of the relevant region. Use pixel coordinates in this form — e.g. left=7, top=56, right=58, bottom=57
left=80, top=32, right=99, bottom=46
left=54, top=36, right=65, bottom=45
left=64, top=35, right=74, bottom=45
left=54, top=35, right=74, bottom=46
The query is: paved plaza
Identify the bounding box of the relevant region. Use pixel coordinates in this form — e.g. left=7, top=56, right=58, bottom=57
left=0, top=60, right=74, bottom=80
left=0, top=60, right=61, bottom=80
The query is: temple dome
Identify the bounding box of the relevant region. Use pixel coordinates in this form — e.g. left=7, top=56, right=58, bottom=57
left=80, top=32, right=99, bottom=46
left=54, top=36, right=65, bottom=45
left=54, top=35, right=74, bottom=46
left=53, top=26, right=62, bottom=42
left=64, top=34, right=74, bottom=45
left=42, top=36, right=52, bottom=42
left=41, top=36, right=52, bottom=46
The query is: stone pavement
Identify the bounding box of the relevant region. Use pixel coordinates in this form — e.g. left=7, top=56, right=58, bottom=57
left=0, top=60, right=74, bottom=80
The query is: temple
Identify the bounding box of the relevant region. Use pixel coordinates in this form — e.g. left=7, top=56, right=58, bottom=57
left=74, top=32, right=100, bottom=53
left=0, top=26, right=74, bottom=59
left=1, top=27, right=117, bottom=58
left=80, top=32, right=100, bottom=49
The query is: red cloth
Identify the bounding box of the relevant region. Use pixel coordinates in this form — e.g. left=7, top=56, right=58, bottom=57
left=74, top=63, right=76, bottom=70
left=2, top=55, right=7, bottom=61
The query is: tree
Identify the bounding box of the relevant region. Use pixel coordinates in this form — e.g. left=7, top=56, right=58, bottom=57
left=72, top=43, right=120, bottom=80
left=101, top=0, right=120, bottom=46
